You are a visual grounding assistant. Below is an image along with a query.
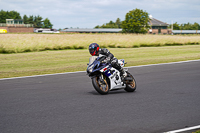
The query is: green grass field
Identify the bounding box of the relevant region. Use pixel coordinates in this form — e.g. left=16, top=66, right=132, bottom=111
left=1, top=45, right=200, bottom=79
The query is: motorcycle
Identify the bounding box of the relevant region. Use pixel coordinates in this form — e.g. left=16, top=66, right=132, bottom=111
left=87, top=55, right=136, bottom=95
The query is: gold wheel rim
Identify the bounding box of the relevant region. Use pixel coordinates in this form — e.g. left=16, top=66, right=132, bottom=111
left=126, top=74, right=136, bottom=88
left=96, top=77, right=108, bottom=92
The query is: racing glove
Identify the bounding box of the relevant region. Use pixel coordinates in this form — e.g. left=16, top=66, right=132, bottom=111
left=104, top=57, right=111, bottom=63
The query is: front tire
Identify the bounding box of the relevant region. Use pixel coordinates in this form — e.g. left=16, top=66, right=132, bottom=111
left=92, top=75, right=109, bottom=95
left=124, top=71, right=136, bottom=92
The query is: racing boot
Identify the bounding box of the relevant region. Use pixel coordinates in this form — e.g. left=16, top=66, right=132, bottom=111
left=121, top=68, right=127, bottom=77
left=119, top=67, right=127, bottom=82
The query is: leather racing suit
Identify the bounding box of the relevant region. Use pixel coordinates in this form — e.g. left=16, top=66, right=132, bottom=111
left=99, top=48, right=126, bottom=77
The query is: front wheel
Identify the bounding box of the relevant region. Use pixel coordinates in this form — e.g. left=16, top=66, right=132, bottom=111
left=92, top=75, right=109, bottom=95
left=124, top=71, right=136, bottom=92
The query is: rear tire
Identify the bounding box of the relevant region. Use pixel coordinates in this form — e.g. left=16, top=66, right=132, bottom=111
left=124, top=71, right=136, bottom=92
left=92, top=75, right=109, bottom=95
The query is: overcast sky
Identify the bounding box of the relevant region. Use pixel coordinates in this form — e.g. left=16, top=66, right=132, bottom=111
left=1, top=0, right=200, bottom=29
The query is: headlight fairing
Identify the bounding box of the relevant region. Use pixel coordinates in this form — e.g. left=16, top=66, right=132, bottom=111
left=88, top=64, right=94, bottom=73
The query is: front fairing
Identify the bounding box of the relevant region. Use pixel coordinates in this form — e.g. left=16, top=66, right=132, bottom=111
left=87, top=56, right=108, bottom=76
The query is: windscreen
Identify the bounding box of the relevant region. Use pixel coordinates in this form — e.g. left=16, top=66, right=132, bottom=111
left=89, top=56, right=98, bottom=65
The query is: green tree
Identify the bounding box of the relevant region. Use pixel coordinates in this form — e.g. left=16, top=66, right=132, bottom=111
left=104, top=21, right=118, bottom=28
left=95, top=25, right=100, bottom=28
left=173, top=22, right=180, bottom=30
left=7, top=11, right=21, bottom=19
left=183, top=22, right=193, bottom=30
left=191, top=22, right=199, bottom=30
left=115, top=18, right=122, bottom=28
left=0, top=10, right=21, bottom=23
left=95, top=18, right=121, bottom=28
left=23, top=15, right=28, bottom=24
left=121, top=8, right=150, bottom=33
left=28, top=15, right=34, bottom=24
left=179, top=24, right=184, bottom=30
left=42, top=18, right=53, bottom=28
left=0, top=10, right=54, bottom=28
left=33, top=15, right=43, bottom=28
left=0, top=10, right=7, bottom=23
left=170, top=22, right=200, bottom=30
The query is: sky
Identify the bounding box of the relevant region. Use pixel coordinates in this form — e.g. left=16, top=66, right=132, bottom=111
left=1, top=0, right=200, bottom=29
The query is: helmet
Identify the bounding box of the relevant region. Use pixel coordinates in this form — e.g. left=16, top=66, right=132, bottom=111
left=89, top=43, right=99, bottom=56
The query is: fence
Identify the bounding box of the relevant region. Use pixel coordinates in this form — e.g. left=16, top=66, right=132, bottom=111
left=0, top=23, right=33, bottom=27
left=0, top=23, right=7, bottom=27
left=173, top=30, right=200, bottom=34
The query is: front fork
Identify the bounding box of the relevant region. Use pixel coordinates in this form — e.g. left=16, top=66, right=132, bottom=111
left=99, top=74, right=106, bottom=84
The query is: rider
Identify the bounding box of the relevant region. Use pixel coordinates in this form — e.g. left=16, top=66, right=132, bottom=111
left=88, top=43, right=127, bottom=78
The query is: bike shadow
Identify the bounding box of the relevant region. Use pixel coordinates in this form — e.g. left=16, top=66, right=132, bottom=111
left=88, top=89, right=127, bottom=95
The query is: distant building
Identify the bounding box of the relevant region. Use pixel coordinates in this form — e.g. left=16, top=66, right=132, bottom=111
left=148, top=18, right=170, bottom=34
left=6, top=19, right=24, bottom=25
left=62, top=17, right=171, bottom=34
left=4, top=19, right=33, bottom=27
left=62, top=18, right=170, bottom=34
left=62, top=28, right=122, bottom=33
left=0, top=19, right=34, bottom=33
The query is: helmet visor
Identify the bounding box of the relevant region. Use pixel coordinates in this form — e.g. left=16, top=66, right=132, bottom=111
left=89, top=49, right=95, bottom=54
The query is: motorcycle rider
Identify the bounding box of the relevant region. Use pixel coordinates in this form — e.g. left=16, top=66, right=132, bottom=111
left=88, top=43, right=127, bottom=78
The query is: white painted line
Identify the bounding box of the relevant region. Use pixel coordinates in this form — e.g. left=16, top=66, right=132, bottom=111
left=164, top=125, right=200, bottom=133
left=126, top=59, right=200, bottom=69
left=0, top=71, right=85, bottom=81
left=0, top=59, right=200, bottom=81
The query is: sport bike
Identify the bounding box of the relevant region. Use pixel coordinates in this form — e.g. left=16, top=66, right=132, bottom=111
left=87, top=55, right=136, bottom=95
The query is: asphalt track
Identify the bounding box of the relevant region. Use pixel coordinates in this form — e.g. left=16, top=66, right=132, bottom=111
left=0, top=60, right=200, bottom=133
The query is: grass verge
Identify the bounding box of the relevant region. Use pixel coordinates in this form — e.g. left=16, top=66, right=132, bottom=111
left=193, top=130, right=200, bottom=133
left=0, top=45, right=200, bottom=79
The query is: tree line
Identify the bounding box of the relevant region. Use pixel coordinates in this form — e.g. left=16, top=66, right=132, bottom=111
left=0, top=10, right=53, bottom=28
left=95, top=8, right=200, bottom=33
left=95, top=18, right=122, bottom=28
left=169, top=22, right=200, bottom=30
left=95, top=8, right=150, bottom=33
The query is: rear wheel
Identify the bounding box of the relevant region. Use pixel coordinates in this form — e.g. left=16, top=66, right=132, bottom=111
left=92, top=75, right=109, bottom=95
left=124, top=71, right=136, bottom=92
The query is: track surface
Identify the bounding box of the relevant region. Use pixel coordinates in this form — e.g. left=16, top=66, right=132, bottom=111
left=0, top=61, right=200, bottom=133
